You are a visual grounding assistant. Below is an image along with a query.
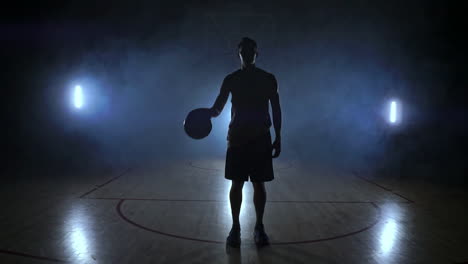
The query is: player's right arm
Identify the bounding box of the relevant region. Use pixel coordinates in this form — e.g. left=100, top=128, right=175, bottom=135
left=210, top=75, right=231, bottom=118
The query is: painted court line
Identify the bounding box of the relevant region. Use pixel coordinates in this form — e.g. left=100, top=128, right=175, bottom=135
left=353, top=171, right=415, bottom=203
left=0, top=249, right=66, bottom=263
left=79, top=165, right=409, bottom=247
left=117, top=199, right=382, bottom=245
left=79, top=167, right=132, bottom=198
left=188, top=160, right=295, bottom=172
left=83, top=196, right=409, bottom=204
left=84, top=166, right=385, bottom=245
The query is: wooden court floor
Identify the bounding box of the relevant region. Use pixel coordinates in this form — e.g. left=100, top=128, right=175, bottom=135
left=1, top=157, right=467, bottom=263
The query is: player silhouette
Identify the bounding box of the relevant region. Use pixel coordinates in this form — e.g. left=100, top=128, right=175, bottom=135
left=210, top=37, right=282, bottom=247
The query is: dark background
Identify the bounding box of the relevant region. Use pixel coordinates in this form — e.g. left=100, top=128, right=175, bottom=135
left=2, top=0, right=466, bottom=184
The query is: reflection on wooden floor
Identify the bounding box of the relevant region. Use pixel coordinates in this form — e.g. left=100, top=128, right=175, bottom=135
left=0, top=158, right=467, bottom=263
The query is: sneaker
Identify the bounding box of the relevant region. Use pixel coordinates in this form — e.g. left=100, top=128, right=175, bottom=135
left=226, top=226, right=241, bottom=248
left=254, top=224, right=270, bottom=246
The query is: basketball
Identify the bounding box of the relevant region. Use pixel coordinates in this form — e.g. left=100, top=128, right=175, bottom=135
left=183, top=108, right=212, bottom=139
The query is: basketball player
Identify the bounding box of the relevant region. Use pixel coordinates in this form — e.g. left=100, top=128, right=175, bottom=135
left=209, top=37, right=282, bottom=247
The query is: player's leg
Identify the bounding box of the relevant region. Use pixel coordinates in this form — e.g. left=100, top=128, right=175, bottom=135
left=250, top=132, right=273, bottom=246
left=227, top=180, right=244, bottom=247
left=252, top=181, right=270, bottom=246
left=230, top=180, right=244, bottom=227
left=252, top=182, right=266, bottom=226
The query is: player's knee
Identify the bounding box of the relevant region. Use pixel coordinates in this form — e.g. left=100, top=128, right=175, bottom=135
left=252, top=182, right=266, bottom=192
left=231, top=181, right=244, bottom=192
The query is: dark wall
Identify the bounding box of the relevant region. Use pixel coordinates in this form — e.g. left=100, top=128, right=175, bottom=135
left=2, top=1, right=466, bottom=183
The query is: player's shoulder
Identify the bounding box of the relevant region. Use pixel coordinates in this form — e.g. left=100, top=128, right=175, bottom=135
left=226, top=67, right=276, bottom=81
left=227, top=69, right=242, bottom=77
left=255, top=67, right=276, bottom=81
left=255, top=68, right=278, bottom=93
left=224, top=69, right=241, bottom=82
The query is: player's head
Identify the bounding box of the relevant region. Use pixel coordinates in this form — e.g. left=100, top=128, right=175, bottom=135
left=238, top=37, right=258, bottom=65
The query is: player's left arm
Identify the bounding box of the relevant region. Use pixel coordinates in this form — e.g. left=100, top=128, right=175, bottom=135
left=270, top=74, right=282, bottom=158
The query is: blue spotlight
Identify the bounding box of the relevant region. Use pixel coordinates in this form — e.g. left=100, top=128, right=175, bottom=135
left=389, top=100, right=397, bottom=124
left=74, top=85, right=84, bottom=109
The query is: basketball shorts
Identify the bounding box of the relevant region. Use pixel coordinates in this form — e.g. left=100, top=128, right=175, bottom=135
left=225, top=132, right=274, bottom=182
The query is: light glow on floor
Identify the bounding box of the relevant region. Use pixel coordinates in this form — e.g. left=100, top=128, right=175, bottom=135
left=67, top=204, right=94, bottom=262
left=380, top=218, right=397, bottom=254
